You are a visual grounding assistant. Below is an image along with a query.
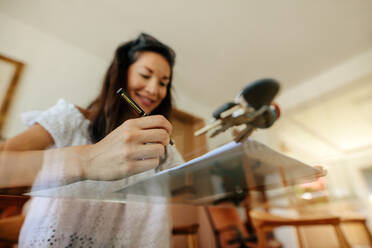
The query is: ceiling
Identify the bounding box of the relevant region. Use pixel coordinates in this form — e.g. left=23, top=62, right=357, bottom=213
left=1, top=0, right=372, bottom=110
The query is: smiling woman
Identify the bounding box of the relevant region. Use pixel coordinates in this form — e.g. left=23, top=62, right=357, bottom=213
left=87, top=33, right=176, bottom=143
left=0, top=54, right=24, bottom=140
left=0, top=33, right=184, bottom=248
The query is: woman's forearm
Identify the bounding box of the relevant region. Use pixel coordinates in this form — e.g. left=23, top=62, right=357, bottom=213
left=0, top=150, right=44, bottom=188
left=0, top=145, right=89, bottom=189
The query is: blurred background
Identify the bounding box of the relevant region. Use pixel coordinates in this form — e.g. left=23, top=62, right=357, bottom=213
left=1, top=0, right=372, bottom=247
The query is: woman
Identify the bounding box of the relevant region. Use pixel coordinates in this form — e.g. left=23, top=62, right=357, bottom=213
left=0, top=33, right=183, bottom=247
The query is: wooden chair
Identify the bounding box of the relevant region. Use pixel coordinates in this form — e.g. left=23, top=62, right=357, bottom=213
left=250, top=210, right=351, bottom=248
left=205, top=206, right=281, bottom=248
left=205, top=206, right=255, bottom=248
left=172, top=224, right=199, bottom=248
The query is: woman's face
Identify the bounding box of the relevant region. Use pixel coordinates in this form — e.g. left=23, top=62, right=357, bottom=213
left=127, top=51, right=171, bottom=114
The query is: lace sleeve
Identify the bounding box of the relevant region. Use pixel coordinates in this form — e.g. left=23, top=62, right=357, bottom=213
left=21, top=99, right=90, bottom=148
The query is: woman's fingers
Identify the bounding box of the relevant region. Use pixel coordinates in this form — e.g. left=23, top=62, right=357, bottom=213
left=133, top=129, right=170, bottom=145
left=120, top=115, right=172, bottom=145
left=126, top=115, right=172, bottom=135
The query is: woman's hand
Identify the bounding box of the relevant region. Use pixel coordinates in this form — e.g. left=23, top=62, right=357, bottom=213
left=82, top=115, right=172, bottom=180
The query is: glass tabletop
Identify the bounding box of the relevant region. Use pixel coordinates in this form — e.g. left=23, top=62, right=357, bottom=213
left=27, top=139, right=321, bottom=205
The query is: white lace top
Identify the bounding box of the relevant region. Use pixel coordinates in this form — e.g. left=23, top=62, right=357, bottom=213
left=18, top=99, right=184, bottom=248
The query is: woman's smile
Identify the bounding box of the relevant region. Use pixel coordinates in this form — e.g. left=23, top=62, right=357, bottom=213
left=135, top=93, right=156, bottom=109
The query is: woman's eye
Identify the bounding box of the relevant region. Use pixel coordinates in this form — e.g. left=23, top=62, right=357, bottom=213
left=160, top=82, right=167, bottom=87
left=140, top=74, right=150, bottom=79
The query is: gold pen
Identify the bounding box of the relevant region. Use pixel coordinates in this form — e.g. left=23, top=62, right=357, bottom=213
left=116, top=88, right=174, bottom=145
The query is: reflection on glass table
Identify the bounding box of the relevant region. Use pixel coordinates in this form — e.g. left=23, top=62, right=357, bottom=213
left=28, top=139, right=322, bottom=206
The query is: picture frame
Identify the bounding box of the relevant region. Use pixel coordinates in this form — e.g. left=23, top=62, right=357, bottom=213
left=0, top=54, right=25, bottom=140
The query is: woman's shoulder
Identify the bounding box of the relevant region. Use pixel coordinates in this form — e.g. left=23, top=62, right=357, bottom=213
left=51, top=99, right=91, bottom=122
left=21, top=99, right=92, bottom=147
left=21, top=99, right=87, bottom=127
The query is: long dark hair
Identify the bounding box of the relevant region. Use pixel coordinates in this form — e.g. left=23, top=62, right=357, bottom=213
left=87, top=33, right=176, bottom=143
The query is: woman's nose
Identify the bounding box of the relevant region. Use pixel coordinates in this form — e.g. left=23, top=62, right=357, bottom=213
left=145, top=79, right=159, bottom=95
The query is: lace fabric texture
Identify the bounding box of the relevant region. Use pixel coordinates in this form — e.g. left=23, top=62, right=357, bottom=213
left=18, top=99, right=184, bottom=247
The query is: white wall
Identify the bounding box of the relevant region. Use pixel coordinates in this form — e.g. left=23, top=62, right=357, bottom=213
left=0, top=13, right=108, bottom=138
